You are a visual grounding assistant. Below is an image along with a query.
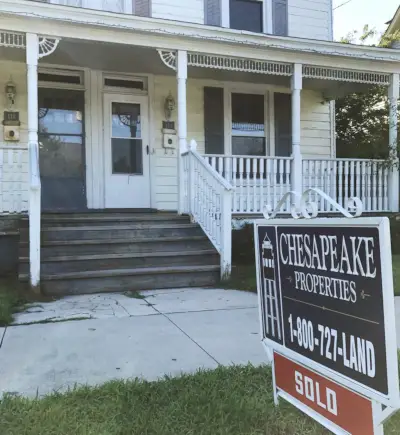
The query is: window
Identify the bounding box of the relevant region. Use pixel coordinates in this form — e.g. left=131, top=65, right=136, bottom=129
left=231, top=93, right=265, bottom=156
left=104, top=78, right=145, bottom=90
left=230, top=0, right=263, bottom=33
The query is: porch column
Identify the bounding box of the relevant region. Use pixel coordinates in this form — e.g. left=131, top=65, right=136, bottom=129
left=291, top=63, right=303, bottom=199
left=177, top=50, right=188, bottom=214
left=26, top=33, right=41, bottom=291
left=388, top=73, right=399, bottom=212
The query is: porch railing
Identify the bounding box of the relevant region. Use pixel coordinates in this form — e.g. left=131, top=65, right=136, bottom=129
left=182, top=144, right=233, bottom=278
left=0, top=148, right=28, bottom=213
left=203, top=155, right=293, bottom=214
left=303, top=158, right=391, bottom=213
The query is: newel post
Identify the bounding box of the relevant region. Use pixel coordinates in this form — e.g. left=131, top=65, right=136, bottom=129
left=220, top=189, right=232, bottom=280
left=177, top=50, right=188, bottom=214
left=291, top=63, right=303, bottom=199
left=388, top=73, right=399, bottom=212
left=26, top=33, right=41, bottom=292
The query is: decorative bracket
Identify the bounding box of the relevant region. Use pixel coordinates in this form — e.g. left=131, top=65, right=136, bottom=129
left=157, top=50, right=176, bottom=70
left=263, top=188, right=363, bottom=220
left=38, top=37, right=60, bottom=59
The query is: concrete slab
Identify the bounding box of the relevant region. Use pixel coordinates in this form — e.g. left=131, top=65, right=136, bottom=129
left=12, top=293, right=157, bottom=325
left=167, top=307, right=269, bottom=366
left=143, top=288, right=258, bottom=314
left=0, top=315, right=217, bottom=398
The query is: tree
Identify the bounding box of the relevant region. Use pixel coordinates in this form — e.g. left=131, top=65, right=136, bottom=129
left=335, top=26, right=400, bottom=161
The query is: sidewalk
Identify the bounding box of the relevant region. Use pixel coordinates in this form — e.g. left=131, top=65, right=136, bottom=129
left=0, top=288, right=268, bottom=398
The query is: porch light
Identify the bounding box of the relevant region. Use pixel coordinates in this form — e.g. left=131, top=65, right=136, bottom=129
left=5, top=78, right=16, bottom=110
left=164, top=92, right=175, bottom=120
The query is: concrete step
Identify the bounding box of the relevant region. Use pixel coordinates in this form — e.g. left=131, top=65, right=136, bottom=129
left=19, top=250, right=219, bottom=274
left=19, top=265, right=221, bottom=296
left=19, top=236, right=213, bottom=257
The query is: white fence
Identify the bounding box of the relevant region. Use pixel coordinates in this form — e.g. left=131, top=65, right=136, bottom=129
left=303, top=158, right=391, bottom=213
left=182, top=148, right=233, bottom=278
left=0, top=148, right=28, bottom=214
left=203, top=155, right=293, bottom=214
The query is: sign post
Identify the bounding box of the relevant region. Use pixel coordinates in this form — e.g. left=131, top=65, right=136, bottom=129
left=255, top=193, right=400, bottom=434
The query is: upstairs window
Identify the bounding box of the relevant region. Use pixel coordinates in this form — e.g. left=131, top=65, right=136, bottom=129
left=230, top=0, right=263, bottom=33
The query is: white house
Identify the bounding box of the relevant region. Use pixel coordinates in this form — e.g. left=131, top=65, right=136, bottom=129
left=0, top=0, right=399, bottom=294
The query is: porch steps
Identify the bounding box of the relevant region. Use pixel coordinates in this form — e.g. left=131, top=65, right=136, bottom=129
left=18, top=212, right=221, bottom=296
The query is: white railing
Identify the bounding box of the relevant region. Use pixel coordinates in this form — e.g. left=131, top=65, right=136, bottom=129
left=303, top=158, right=391, bottom=212
left=182, top=144, right=233, bottom=278
left=0, top=148, right=28, bottom=213
left=203, top=155, right=293, bottom=214
left=29, top=141, right=41, bottom=290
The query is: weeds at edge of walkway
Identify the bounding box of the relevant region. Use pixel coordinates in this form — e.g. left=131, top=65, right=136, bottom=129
left=0, top=277, right=57, bottom=327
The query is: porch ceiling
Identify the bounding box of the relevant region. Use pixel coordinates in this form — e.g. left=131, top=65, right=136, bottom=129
left=0, top=38, right=378, bottom=95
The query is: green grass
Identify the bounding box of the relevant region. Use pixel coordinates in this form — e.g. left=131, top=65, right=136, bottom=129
left=225, top=255, right=400, bottom=296
left=0, top=364, right=399, bottom=435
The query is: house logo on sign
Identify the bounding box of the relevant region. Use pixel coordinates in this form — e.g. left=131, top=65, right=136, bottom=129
left=261, top=234, right=281, bottom=341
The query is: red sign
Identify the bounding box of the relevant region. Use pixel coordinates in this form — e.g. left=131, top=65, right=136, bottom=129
left=274, top=352, right=374, bottom=435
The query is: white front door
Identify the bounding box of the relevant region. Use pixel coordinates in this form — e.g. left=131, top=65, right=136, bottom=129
left=104, top=94, right=150, bottom=208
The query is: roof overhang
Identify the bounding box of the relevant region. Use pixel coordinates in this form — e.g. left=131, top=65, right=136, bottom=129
left=385, top=6, right=400, bottom=37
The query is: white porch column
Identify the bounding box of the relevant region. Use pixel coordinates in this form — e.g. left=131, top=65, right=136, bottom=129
left=26, top=33, right=41, bottom=291
left=388, top=73, right=399, bottom=212
left=291, top=63, right=303, bottom=198
left=177, top=50, right=188, bottom=214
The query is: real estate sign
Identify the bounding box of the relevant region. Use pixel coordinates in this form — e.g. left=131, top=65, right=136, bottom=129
left=254, top=217, right=400, bottom=433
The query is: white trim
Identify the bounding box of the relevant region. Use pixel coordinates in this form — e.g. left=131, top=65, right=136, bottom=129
left=221, top=0, right=230, bottom=28
left=223, top=86, right=230, bottom=155
left=147, top=73, right=156, bottom=209
left=84, top=67, right=93, bottom=209
left=1, top=0, right=399, bottom=65
left=265, top=0, right=273, bottom=35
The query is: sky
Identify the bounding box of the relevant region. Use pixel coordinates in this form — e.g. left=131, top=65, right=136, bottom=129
left=333, top=0, right=399, bottom=42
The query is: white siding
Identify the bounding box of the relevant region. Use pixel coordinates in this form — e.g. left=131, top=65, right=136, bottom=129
left=300, top=89, right=332, bottom=157
left=151, top=0, right=204, bottom=24
left=153, top=75, right=204, bottom=210
left=0, top=61, right=29, bottom=214
left=288, top=0, right=332, bottom=41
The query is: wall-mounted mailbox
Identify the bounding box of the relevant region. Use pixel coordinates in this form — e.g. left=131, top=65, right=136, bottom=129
left=3, top=111, right=20, bottom=142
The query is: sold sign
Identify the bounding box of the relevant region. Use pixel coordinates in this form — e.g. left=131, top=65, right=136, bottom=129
left=274, top=352, right=374, bottom=435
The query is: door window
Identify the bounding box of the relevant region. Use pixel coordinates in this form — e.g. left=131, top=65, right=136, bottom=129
left=111, top=102, right=143, bottom=175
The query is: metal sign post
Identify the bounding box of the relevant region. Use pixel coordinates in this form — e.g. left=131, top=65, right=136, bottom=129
left=255, top=189, right=400, bottom=434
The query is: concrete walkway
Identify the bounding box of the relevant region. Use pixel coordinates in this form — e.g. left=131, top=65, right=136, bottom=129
left=0, top=288, right=268, bottom=398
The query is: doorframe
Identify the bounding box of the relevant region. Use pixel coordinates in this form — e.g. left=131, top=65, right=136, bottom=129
left=102, top=91, right=152, bottom=209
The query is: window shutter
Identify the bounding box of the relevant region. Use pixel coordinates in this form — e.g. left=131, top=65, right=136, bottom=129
left=274, top=93, right=292, bottom=157
left=272, top=0, right=288, bottom=36
left=205, top=0, right=221, bottom=26
left=134, top=0, right=150, bottom=17
left=204, top=87, right=224, bottom=154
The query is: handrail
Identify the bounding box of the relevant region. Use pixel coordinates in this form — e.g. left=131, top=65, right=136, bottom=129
left=184, top=150, right=234, bottom=191
left=182, top=142, right=233, bottom=279
left=203, top=153, right=293, bottom=160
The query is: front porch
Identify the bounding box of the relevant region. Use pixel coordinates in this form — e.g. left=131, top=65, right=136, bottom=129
left=0, top=10, right=399, bottom=289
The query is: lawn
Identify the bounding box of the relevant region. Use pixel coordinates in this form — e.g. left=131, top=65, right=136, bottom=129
left=1, top=364, right=399, bottom=435
left=225, top=255, right=400, bottom=296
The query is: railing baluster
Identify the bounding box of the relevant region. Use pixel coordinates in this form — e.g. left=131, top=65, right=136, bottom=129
left=372, top=162, right=377, bottom=211
left=361, top=161, right=366, bottom=208
left=232, top=157, right=237, bottom=212
left=377, top=163, right=383, bottom=211
left=355, top=161, right=361, bottom=204
left=279, top=159, right=284, bottom=205
left=252, top=158, right=257, bottom=213
left=246, top=158, right=251, bottom=213
left=350, top=161, right=355, bottom=203
left=285, top=159, right=291, bottom=212
left=239, top=158, right=244, bottom=213
left=384, top=167, right=389, bottom=210
left=272, top=159, right=277, bottom=209
left=259, top=158, right=264, bottom=213
left=266, top=159, right=271, bottom=210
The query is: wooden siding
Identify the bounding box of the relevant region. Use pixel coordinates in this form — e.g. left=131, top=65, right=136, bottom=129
left=151, top=0, right=204, bottom=24
left=288, top=0, right=332, bottom=41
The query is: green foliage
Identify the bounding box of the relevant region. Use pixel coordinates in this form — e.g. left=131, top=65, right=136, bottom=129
left=335, top=26, right=400, bottom=160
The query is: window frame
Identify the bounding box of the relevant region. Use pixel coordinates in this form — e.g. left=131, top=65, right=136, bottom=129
left=223, top=0, right=271, bottom=34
